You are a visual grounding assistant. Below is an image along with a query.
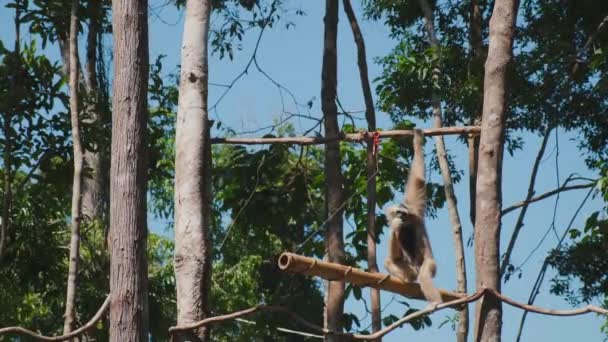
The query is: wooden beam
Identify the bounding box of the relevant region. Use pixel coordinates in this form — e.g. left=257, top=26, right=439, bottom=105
left=278, top=252, right=464, bottom=302
left=211, top=126, right=480, bottom=145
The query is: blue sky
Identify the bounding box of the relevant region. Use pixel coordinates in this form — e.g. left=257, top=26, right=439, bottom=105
left=1, top=1, right=605, bottom=341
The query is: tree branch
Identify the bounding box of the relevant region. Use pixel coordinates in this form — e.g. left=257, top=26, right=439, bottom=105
left=501, top=182, right=596, bottom=216
left=168, top=285, right=608, bottom=340
left=169, top=290, right=485, bottom=340
left=0, top=296, right=110, bottom=341
left=500, top=126, right=553, bottom=278
left=489, top=288, right=608, bottom=316
left=342, top=0, right=381, bottom=337
left=416, top=0, right=469, bottom=340
left=211, top=126, right=480, bottom=145
left=514, top=187, right=595, bottom=341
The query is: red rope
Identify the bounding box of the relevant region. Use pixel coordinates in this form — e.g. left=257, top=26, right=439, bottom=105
left=372, top=131, right=380, bottom=155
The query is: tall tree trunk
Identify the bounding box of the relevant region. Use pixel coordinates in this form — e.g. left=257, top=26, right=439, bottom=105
left=63, top=0, right=83, bottom=335
left=468, top=0, right=484, bottom=226
left=474, top=0, right=519, bottom=341
left=342, top=0, right=380, bottom=338
left=81, top=0, right=107, bottom=222
left=174, top=0, right=213, bottom=341
left=417, top=1, right=469, bottom=341
left=322, top=0, right=345, bottom=340
left=109, top=0, right=149, bottom=341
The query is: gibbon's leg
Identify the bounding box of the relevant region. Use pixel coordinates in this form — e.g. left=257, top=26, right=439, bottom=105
left=384, top=257, right=418, bottom=282
left=418, top=258, right=443, bottom=307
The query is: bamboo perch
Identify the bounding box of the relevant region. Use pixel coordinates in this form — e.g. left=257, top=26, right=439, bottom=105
left=211, top=126, right=480, bottom=145
left=278, top=252, right=464, bottom=302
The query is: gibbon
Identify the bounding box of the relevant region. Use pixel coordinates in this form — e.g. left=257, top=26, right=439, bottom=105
left=384, top=129, right=443, bottom=306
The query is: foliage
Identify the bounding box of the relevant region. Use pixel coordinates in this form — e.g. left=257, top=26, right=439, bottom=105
left=172, top=0, right=305, bottom=60
left=368, top=0, right=608, bottom=164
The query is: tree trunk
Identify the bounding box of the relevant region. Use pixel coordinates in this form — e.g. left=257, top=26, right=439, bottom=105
left=468, top=0, right=484, bottom=226
left=342, top=0, right=380, bottom=338
left=474, top=0, right=519, bottom=341
left=63, top=0, right=83, bottom=335
left=173, top=0, right=213, bottom=341
left=417, top=1, right=469, bottom=341
left=109, top=0, right=149, bottom=341
left=322, top=1, right=345, bottom=340
left=81, top=0, right=107, bottom=222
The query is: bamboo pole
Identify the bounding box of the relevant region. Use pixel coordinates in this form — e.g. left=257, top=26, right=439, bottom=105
left=278, top=252, right=464, bottom=302
left=211, top=126, right=480, bottom=145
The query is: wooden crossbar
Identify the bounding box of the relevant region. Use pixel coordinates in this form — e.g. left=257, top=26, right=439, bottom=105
left=211, top=126, right=480, bottom=145
left=278, top=252, right=464, bottom=302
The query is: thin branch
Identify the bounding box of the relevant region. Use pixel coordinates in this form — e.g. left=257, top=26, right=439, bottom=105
left=209, top=1, right=278, bottom=113
left=218, top=155, right=266, bottom=250
left=514, top=187, right=595, bottom=342
left=500, top=126, right=553, bottom=278
left=234, top=318, right=323, bottom=339
left=296, top=167, right=378, bottom=252
left=416, top=0, right=469, bottom=340
left=211, top=126, right=481, bottom=145
left=501, top=182, right=596, bottom=216
left=489, top=288, right=608, bottom=316
left=342, top=0, right=381, bottom=337
left=571, top=12, right=608, bottom=76
left=230, top=113, right=320, bottom=136
left=0, top=296, right=110, bottom=341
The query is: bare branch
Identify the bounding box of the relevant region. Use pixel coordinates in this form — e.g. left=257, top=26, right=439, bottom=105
left=235, top=318, right=323, bottom=339
left=0, top=296, right=110, bottom=341
left=489, top=288, right=608, bottom=316
left=211, top=126, right=481, bottom=145
left=514, top=187, right=595, bottom=341
left=500, top=126, right=553, bottom=278
left=501, top=182, right=596, bottom=216
left=342, top=0, right=381, bottom=336
left=416, top=0, right=469, bottom=339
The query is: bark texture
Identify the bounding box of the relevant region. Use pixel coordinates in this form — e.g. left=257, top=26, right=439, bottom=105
left=417, top=1, right=469, bottom=340
left=81, top=0, right=106, bottom=222
left=174, top=0, right=213, bottom=341
left=63, top=0, right=83, bottom=335
left=342, top=0, right=381, bottom=338
left=109, top=0, right=149, bottom=341
left=474, top=0, right=519, bottom=341
left=321, top=0, right=345, bottom=340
